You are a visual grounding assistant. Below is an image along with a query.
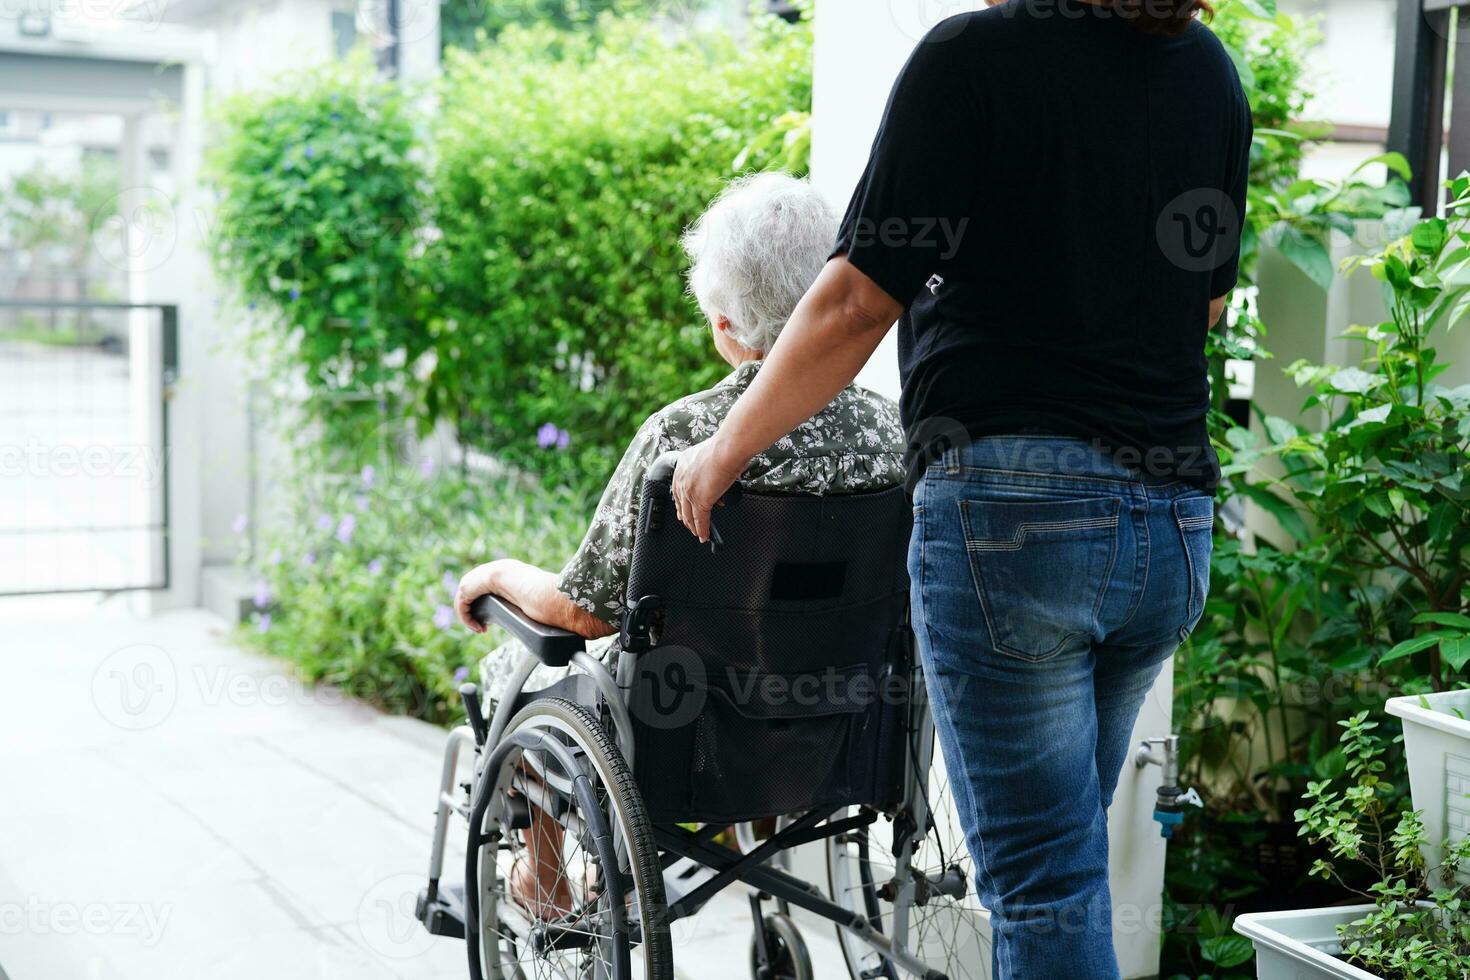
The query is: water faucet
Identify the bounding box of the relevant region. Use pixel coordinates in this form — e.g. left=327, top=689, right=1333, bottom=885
left=1134, top=735, right=1202, bottom=839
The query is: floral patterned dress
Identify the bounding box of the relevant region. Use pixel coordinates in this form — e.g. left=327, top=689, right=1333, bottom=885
left=481, top=359, right=905, bottom=703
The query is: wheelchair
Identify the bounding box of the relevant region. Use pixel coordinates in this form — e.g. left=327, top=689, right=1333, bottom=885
left=417, top=453, right=989, bottom=979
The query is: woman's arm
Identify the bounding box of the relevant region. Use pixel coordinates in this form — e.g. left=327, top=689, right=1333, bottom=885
left=455, top=559, right=617, bottom=639
left=672, top=256, right=903, bottom=542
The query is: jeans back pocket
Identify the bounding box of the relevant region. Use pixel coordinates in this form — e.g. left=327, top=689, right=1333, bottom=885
left=1172, top=495, right=1214, bottom=639
left=958, top=496, right=1122, bottom=662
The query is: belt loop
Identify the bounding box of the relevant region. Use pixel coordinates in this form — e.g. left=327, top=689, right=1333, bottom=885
left=943, top=446, right=960, bottom=475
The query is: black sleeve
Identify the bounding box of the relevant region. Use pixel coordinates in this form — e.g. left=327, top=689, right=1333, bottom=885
left=832, top=28, right=981, bottom=308
left=1210, top=88, right=1253, bottom=297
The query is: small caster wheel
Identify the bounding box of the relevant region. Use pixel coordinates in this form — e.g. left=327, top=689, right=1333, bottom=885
left=750, top=912, right=812, bottom=980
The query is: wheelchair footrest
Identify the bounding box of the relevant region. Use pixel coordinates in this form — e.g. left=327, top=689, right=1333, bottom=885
left=416, top=882, right=466, bottom=939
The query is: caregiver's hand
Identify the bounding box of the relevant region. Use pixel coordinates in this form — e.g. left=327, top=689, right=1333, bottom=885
left=672, top=437, right=748, bottom=544
left=671, top=256, right=902, bottom=543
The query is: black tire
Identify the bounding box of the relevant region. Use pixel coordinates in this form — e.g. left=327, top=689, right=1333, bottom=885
left=475, top=697, right=673, bottom=980
left=749, top=912, right=812, bottom=980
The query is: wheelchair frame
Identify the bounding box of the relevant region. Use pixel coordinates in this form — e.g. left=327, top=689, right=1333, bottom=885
left=419, top=614, right=960, bottom=980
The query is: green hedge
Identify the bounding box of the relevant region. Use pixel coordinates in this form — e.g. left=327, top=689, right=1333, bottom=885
left=208, top=13, right=811, bottom=498
left=207, top=59, right=427, bottom=445
left=423, top=14, right=812, bottom=496
left=242, top=463, right=586, bottom=724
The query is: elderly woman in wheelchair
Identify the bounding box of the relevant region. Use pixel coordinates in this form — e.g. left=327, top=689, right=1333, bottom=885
left=425, top=174, right=985, bottom=980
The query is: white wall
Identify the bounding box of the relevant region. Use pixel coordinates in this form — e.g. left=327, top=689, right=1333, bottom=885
left=809, top=4, right=1173, bottom=976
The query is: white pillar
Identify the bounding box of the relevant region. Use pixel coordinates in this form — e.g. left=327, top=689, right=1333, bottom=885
left=121, top=113, right=166, bottom=610
left=809, top=4, right=1171, bottom=975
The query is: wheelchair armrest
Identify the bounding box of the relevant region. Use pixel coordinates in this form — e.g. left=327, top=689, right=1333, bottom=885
left=469, top=594, right=585, bottom=669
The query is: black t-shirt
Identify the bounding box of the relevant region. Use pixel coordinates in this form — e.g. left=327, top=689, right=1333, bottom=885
left=834, top=1, right=1251, bottom=488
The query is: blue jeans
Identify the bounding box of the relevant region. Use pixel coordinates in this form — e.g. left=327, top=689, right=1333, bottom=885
left=909, top=436, right=1212, bottom=980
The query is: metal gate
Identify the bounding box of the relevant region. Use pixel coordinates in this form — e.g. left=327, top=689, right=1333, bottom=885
left=0, top=300, right=177, bottom=596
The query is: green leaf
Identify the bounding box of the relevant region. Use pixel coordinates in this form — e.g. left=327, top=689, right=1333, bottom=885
left=1413, top=218, right=1450, bottom=255
left=1232, top=0, right=1278, bottom=19
left=1200, top=934, right=1256, bottom=968
left=1351, top=151, right=1414, bottom=182
left=1328, top=367, right=1379, bottom=394
left=1443, top=636, right=1470, bottom=672
left=1412, top=612, right=1470, bottom=630
left=1278, top=233, right=1335, bottom=290
left=1381, top=633, right=1451, bottom=664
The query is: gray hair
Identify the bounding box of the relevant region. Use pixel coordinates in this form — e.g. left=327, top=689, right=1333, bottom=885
left=681, top=172, right=838, bottom=354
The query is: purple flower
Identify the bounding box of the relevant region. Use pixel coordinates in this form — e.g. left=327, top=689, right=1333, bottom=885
left=335, top=514, right=356, bottom=544
left=304, top=551, right=317, bottom=566
left=442, top=571, right=458, bottom=598
left=289, top=287, right=301, bottom=301
left=368, top=558, right=384, bottom=575
left=355, top=494, right=370, bottom=512
left=304, top=145, right=316, bottom=159
left=420, top=455, right=435, bottom=478
left=256, top=613, right=272, bottom=634
left=361, top=464, right=376, bottom=489
left=253, top=581, right=273, bottom=609
left=453, top=666, right=470, bottom=683
left=433, top=604, right=455, bottom=630
left=556, top=428, right=570, bottom=450
left=268, top=549, right=283, bottom=566
left=537, top=423, right=559, bottom=449
left=232, top=513, right=249, bottom=534
left=315, top=514, right=334, bottom=532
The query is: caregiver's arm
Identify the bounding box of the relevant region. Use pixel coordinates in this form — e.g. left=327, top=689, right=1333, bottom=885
left=455, top=559, right=616, bottom=639
left=1209, top=294, right=1228, bottom=329
left=672, top=257, right=903, bottom=542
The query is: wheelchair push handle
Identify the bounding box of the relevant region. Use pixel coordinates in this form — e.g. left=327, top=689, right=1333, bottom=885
left=646, top=450, right=744, bottom=507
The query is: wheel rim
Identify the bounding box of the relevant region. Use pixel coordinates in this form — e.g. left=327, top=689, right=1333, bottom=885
left=826, top=756, right=991, bottom=980
left=478, top=717, right=651, bottom=980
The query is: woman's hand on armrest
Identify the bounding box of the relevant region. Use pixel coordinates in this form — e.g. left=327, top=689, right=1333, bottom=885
left=455, top=559, right=616, bottom=640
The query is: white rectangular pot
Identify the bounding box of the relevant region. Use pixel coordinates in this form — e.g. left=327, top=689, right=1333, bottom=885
left=1234, top=906, right=1383, bottom=979
left=1386, top=690, right=1470, bottom=885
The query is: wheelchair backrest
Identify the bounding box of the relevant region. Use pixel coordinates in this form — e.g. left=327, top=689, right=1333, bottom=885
left=622, top=466, right=913, bottom=824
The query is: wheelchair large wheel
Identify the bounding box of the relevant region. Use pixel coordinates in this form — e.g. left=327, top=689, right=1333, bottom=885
left=469, top=698, right=672, bottom=980
left=825, top=739, right=990, bottom=979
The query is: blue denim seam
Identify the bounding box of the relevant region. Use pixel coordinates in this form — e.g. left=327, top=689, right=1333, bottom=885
left=1174, top=505, right=1209, bottom=640
left=1112, top=493, right=1152, bottom=635
left=931, top=465, right=1145, bottom=490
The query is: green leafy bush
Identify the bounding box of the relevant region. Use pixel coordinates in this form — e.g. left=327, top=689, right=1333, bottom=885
left=439, top=0, right=705, bottom=51
left=1296, top=713, right=1470, bottom=979
left=207, top=57, right=427, bottom=445
left=423, top=12, right=812, bottom=497
left=241, top=461, right=586, bottom=724
left=1165, top=179, right=1470, bottom=978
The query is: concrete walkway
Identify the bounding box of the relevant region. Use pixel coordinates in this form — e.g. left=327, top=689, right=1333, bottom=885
left=0, top=597, right=846, bottom=980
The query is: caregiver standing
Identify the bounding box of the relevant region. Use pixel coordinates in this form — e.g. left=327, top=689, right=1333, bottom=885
left=671, top=0, right=1250, bottom=976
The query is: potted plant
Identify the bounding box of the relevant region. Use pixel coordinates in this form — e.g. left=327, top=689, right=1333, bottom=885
left=1235, top=713, right=1470, bottom=979
left=1386, top=691, right=1470, bottom=885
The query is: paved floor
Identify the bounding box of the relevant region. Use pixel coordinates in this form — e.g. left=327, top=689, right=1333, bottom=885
left=0, top=596, right=847, bottom=980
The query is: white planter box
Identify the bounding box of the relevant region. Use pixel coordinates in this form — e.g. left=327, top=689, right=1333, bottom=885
left=1234, top=906, right=1383, bottom=979
left=1386, top=690, right=1470, bottom=885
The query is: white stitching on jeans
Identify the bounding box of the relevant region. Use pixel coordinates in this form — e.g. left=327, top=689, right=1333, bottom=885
left=964, top=515, right=1120, bottom=552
